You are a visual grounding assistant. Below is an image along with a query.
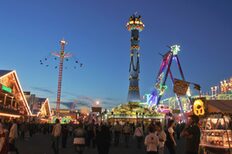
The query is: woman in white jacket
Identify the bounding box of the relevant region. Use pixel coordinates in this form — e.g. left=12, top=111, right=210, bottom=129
left=144, top=126, right=159, bottom=154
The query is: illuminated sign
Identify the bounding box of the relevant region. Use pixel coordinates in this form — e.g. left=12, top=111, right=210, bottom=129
left=1, top=85, right=12, bottom=93
left=193, top=99, right=205, bottom=116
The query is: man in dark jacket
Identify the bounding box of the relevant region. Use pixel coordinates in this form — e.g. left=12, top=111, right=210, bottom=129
left=96, top=124, right=111, bottom=154
left=181, top=115, right=201, bottom=154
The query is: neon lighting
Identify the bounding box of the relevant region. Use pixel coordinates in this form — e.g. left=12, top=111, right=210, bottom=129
left=2, top=85, right=12, bottom=93
left=0, top=112, right=21, bottom=118
left=193, top=99, right=205, bottom=116
left=171, top=45, right=180, bottom=55
left=157, top=105, right=171, bottom=113
left=148, top=44, right=190, bottom=122
left=130, top=45, right=140, bottom=50
left=13, top=71, right=32, bottom=115
left=144, top=94, right=153, bottom=106
left=220, top=77, right=232, bottom=94
left=148, top=90, right=158, bottom=106
left=126, top=14, right=145, bottom=32
left=0, top=71, right=32, bottom=115
left=127, top=14, right=144, bottom=102
left=50, top=39, right=76, bottom=116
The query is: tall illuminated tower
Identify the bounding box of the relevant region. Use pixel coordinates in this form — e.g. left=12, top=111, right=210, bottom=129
left=126, top=14, right=145, bottom=102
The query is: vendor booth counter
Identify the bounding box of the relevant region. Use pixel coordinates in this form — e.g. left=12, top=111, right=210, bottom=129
left=199, top=100, right=232, bottom=154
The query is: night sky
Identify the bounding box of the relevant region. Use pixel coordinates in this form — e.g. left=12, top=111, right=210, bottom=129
left=0, top=0, right=231, bottom=109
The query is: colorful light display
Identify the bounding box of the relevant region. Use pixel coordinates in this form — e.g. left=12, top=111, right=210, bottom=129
left=126, top=15, right=145, bottom=31
left=193, top=99, right=205, bottom=116
left=149, top=45, right=186, bottom=107
left=147, top=45, right=194, bottom=122
left=171, top=45, right=180, bottom=55
left=220, top=77, right=232, bottom=94
left=0, top=113, right=21, bottom=118
left=1, top=84, right=12, bottom=93
left=0, top=70, right=32, bottom=116
left=127, top=14, right=144, bottom=102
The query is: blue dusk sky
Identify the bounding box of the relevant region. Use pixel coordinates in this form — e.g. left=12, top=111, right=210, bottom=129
left=0, top=0, right=231, bottom=109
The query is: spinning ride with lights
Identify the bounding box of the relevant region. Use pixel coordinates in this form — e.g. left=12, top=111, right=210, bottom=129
left=40, top=39, right=83, bottom=116
left=148, top=45, right=192, bottom=119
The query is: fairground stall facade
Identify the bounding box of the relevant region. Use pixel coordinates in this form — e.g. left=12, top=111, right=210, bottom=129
left=191, top=98, right=232, bottom=154
left=0, top=70, right=31, bottom=119
left=24, top=92, right=52, bottom=122
left=108, top=102, right=165, bottom=124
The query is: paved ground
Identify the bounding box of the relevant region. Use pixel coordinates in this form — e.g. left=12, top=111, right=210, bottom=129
left=16, top=133, right=186, bottom=154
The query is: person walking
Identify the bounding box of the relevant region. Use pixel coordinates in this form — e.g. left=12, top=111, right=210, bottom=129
left=144, top=126, right=159, bottom=154
left=51, top=119, right=61, bottom=154
left=181, top=115, right=201, bottom=154
left=155, top=122, right=166, bottom=154
left=86, top=120, right=96, bottom=148
left=0, top=124, right=8, bottom=154
left=113, top=121, right=122, bottom=146
left=74, top=123, right=86, bottom=154
left=96, top=124, right=111, bottom=154
left=165, top=120, right=176, bottom=154
left=175, top=123, right=181, bottom=140
left=123, top=122, right=131, bottom=148
left=134, top=123, right=144, bottom=148
left=8, top=120, right=19, bottom=154
left=61, top=125, right=68, bottom=148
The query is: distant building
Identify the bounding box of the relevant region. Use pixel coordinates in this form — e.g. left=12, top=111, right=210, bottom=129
left=24, top=92, right=51, bottom=118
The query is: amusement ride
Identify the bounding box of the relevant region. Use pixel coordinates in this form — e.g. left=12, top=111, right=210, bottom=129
left=147, top=45, right=201, bottom=120
left=40, top=39, right=83, bottom=117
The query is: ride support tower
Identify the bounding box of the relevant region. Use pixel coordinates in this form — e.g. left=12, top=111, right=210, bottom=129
left=126, top=14, right=145, bottom=102
left=52, top=39, right=72, bottom=117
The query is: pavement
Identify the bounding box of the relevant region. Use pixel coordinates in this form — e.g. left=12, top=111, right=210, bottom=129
left=16, top=133, right=186, bottom=154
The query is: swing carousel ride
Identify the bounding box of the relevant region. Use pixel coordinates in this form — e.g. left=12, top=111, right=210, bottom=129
left=40, top=39, right=83, bottom=117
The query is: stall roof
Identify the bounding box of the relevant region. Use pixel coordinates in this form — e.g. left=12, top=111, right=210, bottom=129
left=206, top=100, right=232, bottom=113
left=0, top=70, right=32, bottom=115
left=0, top=70, right=12, bottom=77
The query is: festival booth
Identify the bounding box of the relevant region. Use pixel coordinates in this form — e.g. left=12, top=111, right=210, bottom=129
left=29, top=97, right=52, bottom=120
left=0, top=70, right=32, bottom=119
left=109, top=102, right=165, bottom=124
left=199, top=99, right=232, bottom=154
left=51, top=109, right=79, bottom=124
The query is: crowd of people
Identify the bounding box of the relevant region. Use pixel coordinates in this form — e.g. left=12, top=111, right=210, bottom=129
left=0, top=115, right=201, bottom=154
